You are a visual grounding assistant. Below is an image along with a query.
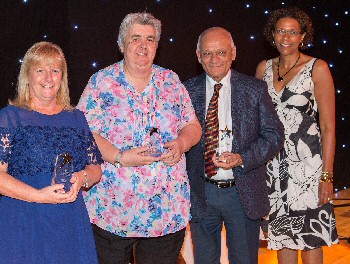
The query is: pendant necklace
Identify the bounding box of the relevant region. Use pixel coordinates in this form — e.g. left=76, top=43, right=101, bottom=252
left=277, top=53, right=300, bottom=82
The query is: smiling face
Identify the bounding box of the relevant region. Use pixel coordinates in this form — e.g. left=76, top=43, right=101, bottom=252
left=120, top=23, right=158, bottom=71
left=273, top=17, right=305, bottom=56
left=196, top=28, right=236, bottom=82
left=28, top=61, right=63, bottom=105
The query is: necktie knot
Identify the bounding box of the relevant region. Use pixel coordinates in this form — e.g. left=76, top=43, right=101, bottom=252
left=214, top=83, right=223, bottom=94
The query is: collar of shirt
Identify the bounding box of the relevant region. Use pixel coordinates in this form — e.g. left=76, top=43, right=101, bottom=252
left=206, top=70, right=231, bottom=95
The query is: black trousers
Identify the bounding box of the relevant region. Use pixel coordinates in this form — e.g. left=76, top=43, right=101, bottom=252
left=92, top=224, right=186, bottom=264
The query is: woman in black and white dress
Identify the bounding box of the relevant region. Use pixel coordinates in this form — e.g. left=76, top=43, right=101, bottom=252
left=255, top=7, right=338, bottom=264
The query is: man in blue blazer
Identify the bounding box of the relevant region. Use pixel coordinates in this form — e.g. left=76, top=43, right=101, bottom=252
left=184, top=27, right=284, bottom=264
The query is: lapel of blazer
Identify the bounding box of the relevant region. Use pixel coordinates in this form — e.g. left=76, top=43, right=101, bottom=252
left=195, top=74, right=207, bottom=147
left=187, top=73, right=207, bottom=148
left=230, top=70, right=242, bottom=151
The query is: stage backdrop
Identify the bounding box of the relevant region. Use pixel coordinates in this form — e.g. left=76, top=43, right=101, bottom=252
left=1, top=0, right=349, bottom=189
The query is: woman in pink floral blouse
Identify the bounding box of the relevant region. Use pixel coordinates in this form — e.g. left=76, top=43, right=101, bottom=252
left=77, top=12, right=202, bottom=264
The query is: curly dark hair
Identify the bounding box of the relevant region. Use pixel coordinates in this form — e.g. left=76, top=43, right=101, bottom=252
left=263, top=7, right=313, bottom=50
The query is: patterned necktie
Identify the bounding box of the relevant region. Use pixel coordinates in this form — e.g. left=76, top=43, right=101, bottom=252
left=205, top=83, right=222, bottom=178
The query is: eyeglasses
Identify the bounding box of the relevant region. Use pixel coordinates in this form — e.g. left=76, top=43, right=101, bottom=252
left=201, top=50, right=228, bottom=58
left=275, top=29, right=302, bottom=36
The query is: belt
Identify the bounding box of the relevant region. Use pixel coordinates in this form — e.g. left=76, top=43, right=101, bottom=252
left=205, top=178, right=236, bottom=188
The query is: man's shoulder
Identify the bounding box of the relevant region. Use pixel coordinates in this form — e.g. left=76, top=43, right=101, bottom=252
left=231, top=70, right=266, bottom=86
left=231, top=70, right=267, bottom=98
left=184, top=73, right=206, bottom=88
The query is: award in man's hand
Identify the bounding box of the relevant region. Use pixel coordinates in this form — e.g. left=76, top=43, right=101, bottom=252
left=148, top=127, right=164, bottom=157
left=216, top=126, right=232, bottom=159
left=53, top=153, right=73, bottom=192
left=219, top=126, right=232, bottom=154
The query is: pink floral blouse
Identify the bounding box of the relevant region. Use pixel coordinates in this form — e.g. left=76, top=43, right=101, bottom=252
left=77, top=60, right=196, bottom=237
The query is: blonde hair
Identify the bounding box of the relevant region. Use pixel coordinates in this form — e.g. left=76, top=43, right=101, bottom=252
left=11, top=41, right=73, bottom=110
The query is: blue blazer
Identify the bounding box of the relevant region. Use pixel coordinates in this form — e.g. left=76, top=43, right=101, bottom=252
left=184, top=71, right=284, bottom=221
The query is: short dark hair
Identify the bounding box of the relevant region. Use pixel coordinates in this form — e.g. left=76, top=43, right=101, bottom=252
left=263, top=7, right=313, bottom=50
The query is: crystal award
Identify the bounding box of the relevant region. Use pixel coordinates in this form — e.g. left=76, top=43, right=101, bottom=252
left=53, top=153, right=73, bottom=192
left=148, top=127, right=164, bottom=157
left=218, top=126, right=232, bottom=155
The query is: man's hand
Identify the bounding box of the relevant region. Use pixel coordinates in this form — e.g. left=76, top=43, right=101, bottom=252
left=213, top=152, right=243, bottom=170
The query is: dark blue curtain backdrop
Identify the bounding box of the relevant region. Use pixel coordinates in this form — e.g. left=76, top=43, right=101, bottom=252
left=1, top=0, right=349, bottom=189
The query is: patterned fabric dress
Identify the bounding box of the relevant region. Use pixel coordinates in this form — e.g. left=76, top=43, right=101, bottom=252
left=263, top=58, right=339, bottom=250
left=0, top=106, right=103, bottom=264
left=77, top=60, right=195, bottom=238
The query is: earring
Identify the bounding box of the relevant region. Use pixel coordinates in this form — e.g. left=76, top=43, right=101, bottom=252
left=272, top=41, right=276, bottom=46
left=299, top=42, right=304, bottom=48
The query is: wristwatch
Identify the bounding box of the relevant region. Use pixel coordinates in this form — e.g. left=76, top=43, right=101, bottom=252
left=114, top=152, right=123, bottom=168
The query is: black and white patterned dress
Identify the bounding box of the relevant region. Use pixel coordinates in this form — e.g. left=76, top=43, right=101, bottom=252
left=263, top=58, right=338, bottom=250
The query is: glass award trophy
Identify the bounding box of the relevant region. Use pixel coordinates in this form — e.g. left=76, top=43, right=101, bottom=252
left=53, top=153, right=73, bottom=192
left=217, top=126, right=232, bottom=156
left=148, top=127, right=164, bottom=157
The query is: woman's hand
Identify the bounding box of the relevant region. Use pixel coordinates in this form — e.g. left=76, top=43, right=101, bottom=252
left=161, top=137, right=186, bottom=166
left=120, top=146, right=161, bottom=167
left=36, top=184, right=77, bottom=204
left=68, top=171, right=85, bottom=202
left=318, top=182, right=333, bottom=206
left=0, top=166, right=76, bottom=204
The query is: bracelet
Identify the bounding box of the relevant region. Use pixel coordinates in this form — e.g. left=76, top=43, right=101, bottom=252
left=81, top=170, right=89, bottom=188
left=320, top=171, right=333, bottom=183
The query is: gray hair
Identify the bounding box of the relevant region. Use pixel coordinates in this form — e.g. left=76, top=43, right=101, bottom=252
left=196, top=27, right=235, bottom=51
left=117, top=12, right=161, bottom=52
